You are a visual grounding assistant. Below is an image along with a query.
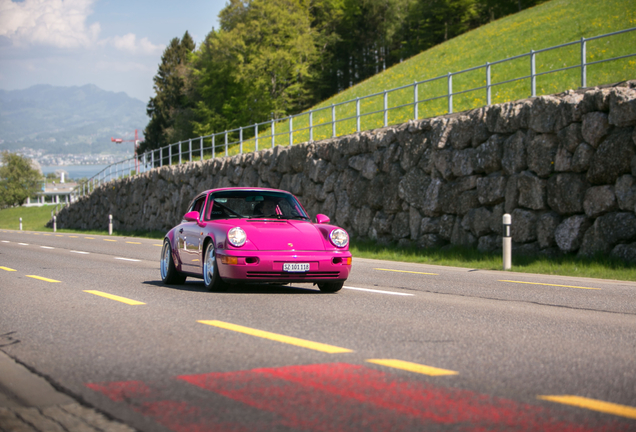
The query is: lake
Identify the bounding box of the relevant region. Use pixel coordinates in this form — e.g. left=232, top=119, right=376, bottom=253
left=40, top=164, right=111, bottom=180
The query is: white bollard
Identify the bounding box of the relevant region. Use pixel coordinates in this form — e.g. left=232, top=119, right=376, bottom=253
left=53, top=216, right=57, bottom=233
left=19, top=217, right=22, bottom=231
left=109, top=214, right=113, bottom=236
left=503, top=213, right=512, bottom=270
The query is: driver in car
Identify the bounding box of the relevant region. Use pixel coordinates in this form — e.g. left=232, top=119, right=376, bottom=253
left=254, top=199, right=279, bottom=216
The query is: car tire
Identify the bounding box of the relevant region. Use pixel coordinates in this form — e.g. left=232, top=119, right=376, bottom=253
left=203, top=242, right=225, bottom=292
left=317, top=281, right=343, bottom=293
left=160, top=239, right=186, bottom=285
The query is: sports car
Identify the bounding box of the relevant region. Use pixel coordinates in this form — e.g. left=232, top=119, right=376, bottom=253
left=160, top=187, right=352, bottom=292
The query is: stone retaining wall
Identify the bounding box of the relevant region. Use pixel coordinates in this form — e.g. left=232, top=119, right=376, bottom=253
left=53, top=81, right=636, bottom=262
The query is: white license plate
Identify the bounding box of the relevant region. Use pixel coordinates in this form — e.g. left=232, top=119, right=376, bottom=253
left=283, top=263, right=310, bottom=272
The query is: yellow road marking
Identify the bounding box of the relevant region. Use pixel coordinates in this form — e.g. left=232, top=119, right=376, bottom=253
left=198, top=320, right=352, bottom=354
left=26, top=275, right=60, bottom=283
left=126, top=241, right=141, bottom=244
left=83, top=290, right=145, bottom=305
left=55, top=235, right=63, bottom=237
left=153, top=244, right=162, bottom=247
left=69, top=236, right=78, bottom=238
left=43, top=234, right=51, bottom=236
left=84, top=237, right=95, bottom=239
left=500, top=280, right=600, bottom=290
left=538, top=395, right=636, bottom=420
left=0, top=266, right=17, bottom=272
left=375, top=268, right=438, bottom=276
left=367, top=359, right=458, bottom=376
left=103, top=239, right=117, bottom=242
left=33, top=233, right=39, bottom=235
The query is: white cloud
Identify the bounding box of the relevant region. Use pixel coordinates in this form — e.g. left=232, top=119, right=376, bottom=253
left=0, top=0, right=100, bottom=48
left=110, top=33, right=164, bottom=55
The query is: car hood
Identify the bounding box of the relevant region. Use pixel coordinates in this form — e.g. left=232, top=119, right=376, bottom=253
left=234, top=219, right=326, bottom=251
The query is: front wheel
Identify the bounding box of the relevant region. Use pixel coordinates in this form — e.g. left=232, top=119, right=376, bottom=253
left=203, top=242, right=225, bottom=292
left=317, top=281, right=344, bottom=293
left=160, top=240, right=186, bottom=285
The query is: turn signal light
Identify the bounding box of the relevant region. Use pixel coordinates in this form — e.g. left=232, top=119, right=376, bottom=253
left=221, top=255, right=238, bottom=265
left=345, top=257, right=352, bottom=265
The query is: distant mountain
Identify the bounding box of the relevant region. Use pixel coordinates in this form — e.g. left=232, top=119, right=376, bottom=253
left=0, top=84, right=148, bottom=155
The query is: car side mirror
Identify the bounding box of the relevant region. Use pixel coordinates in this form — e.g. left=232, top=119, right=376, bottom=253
left=183, top=211, right=200, bottom=223
left=316, top=214, right=330, bottom=224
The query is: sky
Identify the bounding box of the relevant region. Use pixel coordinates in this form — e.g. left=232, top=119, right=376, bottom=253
left=0, top=0, right=227, bottom=103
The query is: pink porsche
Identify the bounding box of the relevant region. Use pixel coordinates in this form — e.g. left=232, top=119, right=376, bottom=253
left=160, top=188, right=352, bottom=292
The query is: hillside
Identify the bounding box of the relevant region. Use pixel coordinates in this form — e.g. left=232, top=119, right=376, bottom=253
left=242, top=0, right=636, bottom=149
left=0, top=84, right=148, bottom=155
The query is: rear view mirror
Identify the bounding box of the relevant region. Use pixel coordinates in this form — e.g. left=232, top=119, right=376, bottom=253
left=316, top=214, right=330, bottom=224
left=183, top=211, right=200, bottom=223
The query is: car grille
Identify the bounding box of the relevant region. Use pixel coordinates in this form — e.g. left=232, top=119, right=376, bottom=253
left=246, top=271, right=341, bottom=279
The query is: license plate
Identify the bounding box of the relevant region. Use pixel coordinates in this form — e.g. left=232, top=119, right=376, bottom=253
left=283, top=263, right=310, bottom=272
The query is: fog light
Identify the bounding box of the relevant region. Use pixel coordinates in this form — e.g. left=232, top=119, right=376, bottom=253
left=221, top=255, right=238, bottom=265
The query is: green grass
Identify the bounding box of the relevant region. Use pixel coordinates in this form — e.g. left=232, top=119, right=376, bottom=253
left=206, top=0, right=635, bottom=154
left=351, top=240, right=636, bottom=282
left=0, top=206, right=164, bottom=238
left=1, top=207, right=634, bottom=281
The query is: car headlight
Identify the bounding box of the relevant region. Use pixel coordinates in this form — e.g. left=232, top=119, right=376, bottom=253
left=228, top=227, right=247, bottom=247
left=329, top=228, right=349, bottom=248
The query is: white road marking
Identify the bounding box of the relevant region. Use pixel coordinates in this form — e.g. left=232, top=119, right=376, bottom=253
left=41, top=246, right=54, bottom=249
left=343, top=286, right=414, bottom=296
left=115, top=257, right=141, bottom=262
left=1, top=241, right=9, bottom=243
left=70, top=250, right=89, bottom=254
left=18, top=243, right=29, bottom=246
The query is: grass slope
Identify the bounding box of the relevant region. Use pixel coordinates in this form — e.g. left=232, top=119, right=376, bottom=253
left=217, top=0, right=635, bottom=153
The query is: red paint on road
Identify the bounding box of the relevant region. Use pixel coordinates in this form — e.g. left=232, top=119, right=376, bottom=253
left=87, top=363, right=629, bottom=432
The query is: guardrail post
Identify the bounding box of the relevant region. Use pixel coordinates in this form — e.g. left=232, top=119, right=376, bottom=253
left=168, top=144, right=172, bottom=166
left=109, top=214, right=113, bottom=236
left=503, top=213, right=511, bottom=270
left=288, top=117, right=293, bottom=146
left=309, top=111, right=313, bottom=142
left=159, top=148, right=163, bottom=167
left=19, top=217, right=22, bottom=231
left=531, top=49, right=536, bottom=97
left=255, top=123, right=259, bottom=151
left=383, top=91, right=388, bottom=126
left=271, top=120, right=275, bottom=148
left=413, top=82, right=418, bottom=120
left=199, top=136, right=203, bottom=161
left=332, top=104, right=336, bottom=137
left=212, top=135, right=216, bottom=159
left=189, top=139, right=192, bottom=162
left=53, top=215, right=56, bottom=232
left=240, top=126, right=244, bottom=153
left=486, top=62, right=491, bottom=105
left=178, top=141, right=182, bottom=165
left=356, top=98, right=361, bottom=132
left=580, top=37, right=587, bottom=88
left=224, top=131, right=228, bottom=156
left=447, top=73, right=453, bottom=114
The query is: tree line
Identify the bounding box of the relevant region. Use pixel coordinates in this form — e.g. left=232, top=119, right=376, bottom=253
left=140, top=0, right=547, bottom=154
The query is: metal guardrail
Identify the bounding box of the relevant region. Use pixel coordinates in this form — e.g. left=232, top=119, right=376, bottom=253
left=72, top=27, right=636, bottom=200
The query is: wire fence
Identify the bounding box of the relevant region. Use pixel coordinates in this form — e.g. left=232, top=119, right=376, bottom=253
left=72, top=27, right=636, bottom=200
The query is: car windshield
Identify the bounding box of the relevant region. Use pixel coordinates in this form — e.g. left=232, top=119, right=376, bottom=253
left=204, top=190, right=309, bottom=221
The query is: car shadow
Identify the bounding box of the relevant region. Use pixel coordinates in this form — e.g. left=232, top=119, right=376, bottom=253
left=143, top=280, right=321, bottom=294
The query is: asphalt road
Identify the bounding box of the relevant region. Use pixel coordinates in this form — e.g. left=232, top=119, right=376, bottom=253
left=1, top=229, right=635, bottom=432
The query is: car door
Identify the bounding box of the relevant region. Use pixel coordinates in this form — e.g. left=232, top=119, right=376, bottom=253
left=180, top=195, right=206, bottom=272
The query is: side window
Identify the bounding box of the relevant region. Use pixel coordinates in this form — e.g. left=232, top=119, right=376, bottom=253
left=189, top=197, right=206, bottom=219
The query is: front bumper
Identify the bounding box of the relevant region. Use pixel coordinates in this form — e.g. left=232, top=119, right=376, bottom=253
left=217, top=249, right=351, bottom=284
